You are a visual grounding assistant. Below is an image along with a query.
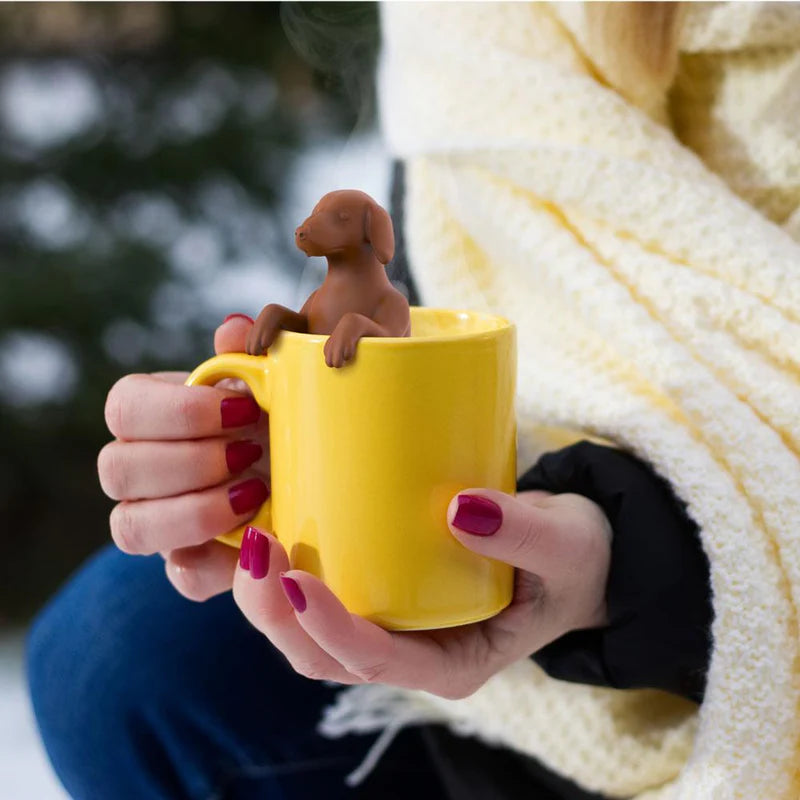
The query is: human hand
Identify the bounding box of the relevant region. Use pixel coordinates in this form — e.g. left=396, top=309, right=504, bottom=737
left=98, top=314, right=270, bottom=601
left=231, top=488, right=612, bottom=697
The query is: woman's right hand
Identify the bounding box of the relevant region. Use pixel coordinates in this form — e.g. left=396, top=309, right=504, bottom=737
left=98, top=314, right=269, bottom=601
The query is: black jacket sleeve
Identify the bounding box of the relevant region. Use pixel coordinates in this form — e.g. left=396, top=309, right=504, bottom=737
left=518, top=441, right=713, bottom=704
left=388, top=160, right=713, bottom=705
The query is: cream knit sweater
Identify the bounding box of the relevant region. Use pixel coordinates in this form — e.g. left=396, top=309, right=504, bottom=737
left=318, top=3, right=800, bottom=798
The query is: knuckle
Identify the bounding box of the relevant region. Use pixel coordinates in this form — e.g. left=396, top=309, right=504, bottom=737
left=291, top=659, right=333, bottom=682
left=438, top=678, right=480, bottom=701
left=170, top=393, right=203, bottom=437
left=104, top=375, right=135, bottom=438
left=109, top=503, right=144, bottom=554
left=460, top=678, right=484, bottom=699
left=97, top=442, right=128, bottom=500
left=167, top=562, right=209, bottom=602
left=510, top=514, right=546, bottom=561
left=347, top=661, right=389, bottom=684
left=432, top=644, right=484, bottom=701
left=185, top=492, right=218, bottom=539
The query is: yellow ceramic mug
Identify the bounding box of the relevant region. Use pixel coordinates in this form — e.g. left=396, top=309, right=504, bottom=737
left=185, top=306, right=516, bottom=631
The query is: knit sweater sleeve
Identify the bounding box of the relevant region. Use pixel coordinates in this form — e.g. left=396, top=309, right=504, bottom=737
left=376, top=4, right=800, bottom=796
left=389, top=164, right=713, bottom=704
left=518, top=441, right=712, bottom=705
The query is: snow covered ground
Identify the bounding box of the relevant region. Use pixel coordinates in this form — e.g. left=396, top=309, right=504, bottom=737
left=0, top=631, right=68, bottom=799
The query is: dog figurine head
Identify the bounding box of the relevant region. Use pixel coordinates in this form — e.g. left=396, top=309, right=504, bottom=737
left=294, top=189, right=395, bottom=265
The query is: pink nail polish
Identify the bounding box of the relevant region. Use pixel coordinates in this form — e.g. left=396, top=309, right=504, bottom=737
left=221, top=397, right=261, bottom=429
left=280, top=574, right=306, bottom=612
left=228, top=478, right=269, bottom=515
left=226, top=440, right=263, bottom=474
left=240, top=526, right=255, bottom=570
left=452, top=495, right=503, bottom=536
left=224, top=313, right=254, bottom=324
left=249, top=529, right=270, bottom=579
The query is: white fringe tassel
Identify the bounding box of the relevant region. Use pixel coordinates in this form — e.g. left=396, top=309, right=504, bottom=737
left=317, top=684, right=453, bottom=788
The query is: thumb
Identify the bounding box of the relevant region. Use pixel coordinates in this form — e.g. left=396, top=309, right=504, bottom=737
left=214, top=313, right=254, bottom=354
left=446, top=488, right=610, bottom=629
left=446, top=489, right=565, bottom=575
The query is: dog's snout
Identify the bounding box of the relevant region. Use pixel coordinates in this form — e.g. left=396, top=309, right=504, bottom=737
left=295, top=227, right=306, bottom=240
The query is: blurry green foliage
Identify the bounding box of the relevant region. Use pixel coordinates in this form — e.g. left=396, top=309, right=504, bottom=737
left=0, top=2, right=379, bottom=622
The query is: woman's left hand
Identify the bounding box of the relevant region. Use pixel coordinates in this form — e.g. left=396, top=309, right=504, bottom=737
left=232, top=489, right=612, bottom=699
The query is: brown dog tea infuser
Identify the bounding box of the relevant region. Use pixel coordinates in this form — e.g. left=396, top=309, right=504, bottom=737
left=246, top=189, right=411, bottom=367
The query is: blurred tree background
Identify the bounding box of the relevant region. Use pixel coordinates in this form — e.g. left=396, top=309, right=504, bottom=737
left=0, top=2, right=381, bottom=623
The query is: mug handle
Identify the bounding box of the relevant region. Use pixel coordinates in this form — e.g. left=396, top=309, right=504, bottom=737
left=185, top=353, right=272, bottom=549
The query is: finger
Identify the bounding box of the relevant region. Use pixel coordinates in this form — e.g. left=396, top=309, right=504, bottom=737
left=148, top=371, right=261, bottom=397
left=149, top=372, right=191, bottom=384
left=233, top=529, right=363, bottom=685
left=280, top=570, right=480, bottom=699
left=105, top=374, right=261, bottom=441
left=164, top=540, right=238, bottom=601
left=215, top=314, right=253, bottom=354
left=447, top=489, right=562, bottom=571
left=446, top=489, right=610, bottom=600
left=98, top=437, right=266, bottom=501
left=109, top=474, right=269, bottom=555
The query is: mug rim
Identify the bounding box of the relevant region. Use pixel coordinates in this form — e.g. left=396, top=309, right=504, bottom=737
left=277, top=306, right=514, bottom=346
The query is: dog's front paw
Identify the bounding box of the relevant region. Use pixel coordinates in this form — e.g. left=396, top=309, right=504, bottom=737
left=323, top=330, right=359, bottom=368
left=246, top=322, right=275, bottom=355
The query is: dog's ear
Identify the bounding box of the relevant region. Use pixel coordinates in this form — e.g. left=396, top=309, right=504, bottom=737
left=363, top=203, right=395, bottom=265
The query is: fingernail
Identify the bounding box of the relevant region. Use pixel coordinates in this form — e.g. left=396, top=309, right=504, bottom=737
left=452, top=495, right=503, bottom=536
left=221, top=396, right=261, bottom=428
left=240, top=526, right=255, bottom=570
left=226, top=440, right=263, bottom=474
left=224, top=313, right=254, bottom=324
left=249, top=529, right=270, bottom=579
left=229, top=477, right=269, bottom=515
left=280, top=574, right=306, bottom=612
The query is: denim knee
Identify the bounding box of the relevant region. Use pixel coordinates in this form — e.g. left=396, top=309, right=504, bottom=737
left=26, top=546, right=221, bottom=800
left=26, top=545, right=441, bottom=800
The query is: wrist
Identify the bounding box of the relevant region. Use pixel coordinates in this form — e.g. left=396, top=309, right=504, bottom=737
left=573, top=494, right=612, bottom=631
left=547, top=492, right=612, bottom=635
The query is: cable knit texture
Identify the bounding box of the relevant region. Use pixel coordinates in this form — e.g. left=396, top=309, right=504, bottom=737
left=317, top=3, right=800, bottom=798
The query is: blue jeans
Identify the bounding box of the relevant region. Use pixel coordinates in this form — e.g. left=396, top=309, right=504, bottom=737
left=26, top=546, right=449, bottom=799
